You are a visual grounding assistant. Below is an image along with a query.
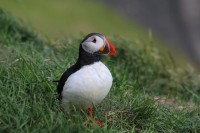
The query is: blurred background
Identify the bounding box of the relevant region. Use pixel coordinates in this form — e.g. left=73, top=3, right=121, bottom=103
left=0, top=0, right=200, bottom=67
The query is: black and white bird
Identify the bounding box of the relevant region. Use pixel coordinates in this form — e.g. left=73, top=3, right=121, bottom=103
left=56, top=33, right=116, bottom=125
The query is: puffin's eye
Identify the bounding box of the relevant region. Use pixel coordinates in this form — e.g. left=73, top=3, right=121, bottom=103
left=92, top=38, right=96, bottom=43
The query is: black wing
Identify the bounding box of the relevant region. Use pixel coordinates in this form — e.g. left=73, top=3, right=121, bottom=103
left=56, top=64, right=81, bottom=99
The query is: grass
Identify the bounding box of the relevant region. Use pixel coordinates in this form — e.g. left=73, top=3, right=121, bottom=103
left=0, top=0, right=147, bottom=41
left=1, top=9, right=200, bottom=132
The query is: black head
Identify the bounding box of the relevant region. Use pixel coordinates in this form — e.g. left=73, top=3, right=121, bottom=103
left=77, top=33, right=116, bottom=66
left=80, top=33, right=116, bottom=56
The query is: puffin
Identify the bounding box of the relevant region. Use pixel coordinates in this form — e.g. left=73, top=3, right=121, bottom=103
left=56, top=33, right=116, bottom=125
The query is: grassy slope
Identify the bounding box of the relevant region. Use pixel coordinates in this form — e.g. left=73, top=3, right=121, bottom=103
left=1, top=9, right=200, bottom=132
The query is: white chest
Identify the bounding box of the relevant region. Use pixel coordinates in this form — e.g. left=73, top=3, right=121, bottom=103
left=62, top=62, right=112, bottom=109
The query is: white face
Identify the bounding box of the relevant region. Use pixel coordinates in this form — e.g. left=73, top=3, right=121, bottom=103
left=81, top=35, right=105, bottom=54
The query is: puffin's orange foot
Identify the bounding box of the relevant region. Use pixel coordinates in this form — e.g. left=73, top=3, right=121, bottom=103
left=88, top=106, right=104, bottom=126
left=95, top=119, right=104, bottom=126
left=89, top=118, right=104, bottom=127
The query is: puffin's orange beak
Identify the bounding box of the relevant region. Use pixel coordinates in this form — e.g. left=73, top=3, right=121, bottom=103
left=106, top=40, right=116, bottom=56
left=99, top=39, right=116, bottom=56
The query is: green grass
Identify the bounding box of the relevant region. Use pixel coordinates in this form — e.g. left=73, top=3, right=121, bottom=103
left=0, top=0, right=146, bottom=41
left=1, top=9, right=200, bottom=132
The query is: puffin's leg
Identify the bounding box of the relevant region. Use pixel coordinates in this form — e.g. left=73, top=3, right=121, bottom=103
left=88, top=106, right=104, bottom=126
left=88, top=106, right=93, bottom=118
left=88, top=106, right=94, bottom=125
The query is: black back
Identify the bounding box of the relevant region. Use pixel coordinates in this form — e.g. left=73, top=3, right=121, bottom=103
left=56, top=44, right=101, bottom=99
left=56, top=63, right=81, bottom=99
